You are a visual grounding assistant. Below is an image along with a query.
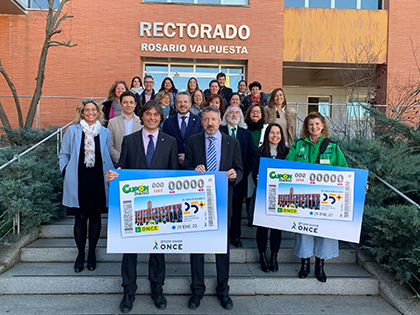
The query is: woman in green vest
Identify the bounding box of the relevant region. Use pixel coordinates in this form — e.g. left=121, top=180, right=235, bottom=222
left=286, top=112, right=348, bottom=282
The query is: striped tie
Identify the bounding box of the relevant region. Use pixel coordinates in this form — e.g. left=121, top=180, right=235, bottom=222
left=207, top=136, right=217, bottom=171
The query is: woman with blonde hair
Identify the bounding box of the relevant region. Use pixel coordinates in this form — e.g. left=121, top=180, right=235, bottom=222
left=102, top=80, right=130, bottom=126
left=59, top=99, right=113, bottom=273
left=190, top=89, right=205, bottom=116
left=265, top=88, right=297, bottom=148
left=155, top=91, right=175, bottom=128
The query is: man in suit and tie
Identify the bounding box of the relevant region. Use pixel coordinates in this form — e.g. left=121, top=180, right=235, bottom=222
left=106, top=100, right=179, bottom=313
left=183, top=106, right=243, bottom=310
left=108, top=91, right=142, bottom=165
left=162, top=92, right=203, bottom=166
left=220, top=105, right=254, bottom=248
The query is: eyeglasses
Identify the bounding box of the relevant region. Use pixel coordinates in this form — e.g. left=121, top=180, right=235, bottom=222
left=144, top=81, right=154, bottom=84
left=229, top=111, right=241, bottom=116
left=251, top=110, right=261, bottom=114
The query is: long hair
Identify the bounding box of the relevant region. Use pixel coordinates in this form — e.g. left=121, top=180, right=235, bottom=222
left=244, top=103, right=265, bottom=122
left=191, top=89, right=205, bottom=108
left=187, top=77, right=199, bottom=93
left=300, top=111, right=331, bottom=139
left=74, top=99, right=104, bottom=125
left=159, top=77, right=178, bottom=93
left=107, top=80, right=129, bottom=102
left=203, top=94, right=225, bottom=116
left=268, top=88, right=287, bottom=109
left=130, top=76, right=143, bottom=88
left=258, top=123, right=288, bottom=157
left=221, top=105, right=247, bottom=128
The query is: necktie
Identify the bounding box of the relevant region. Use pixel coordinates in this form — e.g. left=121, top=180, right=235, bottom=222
left=230, top=127, right=236, bottom=138
left=181, top=116, right=187, bottom=138
left=207, top=136, right=217, bottom=171
left=147, top=134, right=154, bottom=167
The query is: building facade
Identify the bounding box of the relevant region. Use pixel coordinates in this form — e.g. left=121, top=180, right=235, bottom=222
left=0, top=0, right=419, bottom=129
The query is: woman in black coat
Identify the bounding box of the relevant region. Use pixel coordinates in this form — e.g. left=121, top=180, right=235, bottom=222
left=251, top=123, right=289, bottom=272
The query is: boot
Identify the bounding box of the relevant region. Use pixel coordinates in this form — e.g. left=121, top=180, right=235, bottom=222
left=298, top=258, right=310, bottom=278
left=315, top=257, right=327, bottom=282
left=259, top=252, right=270, bottom=272
left=270, top=252, right=278, bottom=272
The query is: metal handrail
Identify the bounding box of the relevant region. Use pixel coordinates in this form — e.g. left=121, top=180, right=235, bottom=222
left=0, top=121, right=73, bottom=171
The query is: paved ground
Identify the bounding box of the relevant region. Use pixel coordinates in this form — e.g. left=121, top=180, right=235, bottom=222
left=0, top=294, right=401, bottom=315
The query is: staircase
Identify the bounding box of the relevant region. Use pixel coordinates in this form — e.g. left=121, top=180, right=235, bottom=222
left=0, top=211, right=401, bottom=314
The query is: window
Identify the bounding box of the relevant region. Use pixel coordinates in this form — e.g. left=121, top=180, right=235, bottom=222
left=285, top=0, right=381, bottom=9
left=308, top=96, right=331, bottom=117
left=143, top=0, right=248, bottom=5
left=347, top=100, right=368, bottom=118
left=28, top=0, right=60, bottom=9
left=144, top=62, right=245, bottom=92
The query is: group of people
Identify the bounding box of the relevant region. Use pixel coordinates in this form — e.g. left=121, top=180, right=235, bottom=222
left=58, top=72, right=350, bottom=313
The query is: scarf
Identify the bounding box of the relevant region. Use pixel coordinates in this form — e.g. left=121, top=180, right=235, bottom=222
left=245, top=117, right=265, bottom=131
left=80, top=119, right=102, bottom=168
left=112, top=99, right=123, bottom=118
left=131, top=86, right=144, bottom=95
left=250, top=94, right=261, bottom=104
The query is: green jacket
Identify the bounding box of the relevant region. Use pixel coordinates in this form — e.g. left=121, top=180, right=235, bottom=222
left=285, top=136, right=348, bottom=167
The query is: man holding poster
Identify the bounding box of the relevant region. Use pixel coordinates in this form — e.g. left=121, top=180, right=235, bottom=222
left=106, top=100, right=178, bottom=313
left=184, top=106, right=243, bottom=310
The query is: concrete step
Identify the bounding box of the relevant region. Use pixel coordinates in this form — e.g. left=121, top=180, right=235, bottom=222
left=0, top=262, right=378, bottom=296
left=20, top=238, right=356, bottom=264
left=0, top=294, right=400, bottom=315
left=40, top=217, right=294, bottom=239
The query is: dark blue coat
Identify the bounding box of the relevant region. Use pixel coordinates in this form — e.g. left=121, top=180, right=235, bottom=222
left=220, top=125, right=254, bottom=198
left=162, top=112, right=203, bottom=154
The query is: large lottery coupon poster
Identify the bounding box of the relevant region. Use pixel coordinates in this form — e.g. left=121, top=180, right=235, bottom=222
left=254, top=158, right=368, bottom=243
left=107, top=169, right=228, bottom=253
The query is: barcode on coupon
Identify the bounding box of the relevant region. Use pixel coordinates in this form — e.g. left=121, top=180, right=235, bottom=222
left=268, top=185, right=277, bottom=211
left=206, top=186, right=214, bottom=227
left=344, top=181, right=350, bottom=218
left=123, top=200, right=133, bottom=233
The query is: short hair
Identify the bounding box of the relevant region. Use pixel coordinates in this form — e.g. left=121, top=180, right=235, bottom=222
left=268, top=88, right=287, bottom=109
left=300, top=112, right=330, bottom=139
left=138, top=100, right=164, bottom=126
left=221, top=105, right=247, bottom=128
left=249, top=81, right=262, bottom=90
left=203, top=94, right=225, bottom=116
left=120, top=91, right=136, bottom=103
left=216, top=72, right=226, bottom=80
left=160, top=77, right=178, bottom=93
left=107, top=80, right=129, bottom=102
left=130, top=76, right=143, bottom=88
left=176, top=91, right=191, bottom=104
left=209, top=79, right=220, bottom=88
left=155, top=91, right=172, bottom=106
left=144, top=75, right=154, bottom=82
left=245, top=103, right=266, bottom=121
left=74, top=99, right=104, bottom=125
left=259, top=123, right=288, bottom=157
left=201, top=106, right=221, bottom=119
left=191, top=89, right=205, bottom=108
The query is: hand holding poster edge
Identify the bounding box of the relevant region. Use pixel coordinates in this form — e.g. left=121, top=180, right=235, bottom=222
left=107, top=169, right=229, bottom=253
left=253, top=158, right=368, bottom=243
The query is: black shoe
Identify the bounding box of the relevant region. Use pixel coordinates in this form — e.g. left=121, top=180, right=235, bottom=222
left=231, top=238, right=243, bottom=248
left=298, top=258, right=310, bottom=278
left=188, top=294, right=202, bottom=309
left=220, top=296, right=233, bottom=310
left=315, top=257, right=327, bottom=283
left=120, top=294, right=135, bottom=313
left=270, top=252, right=279, bottom=272
left=87, top=251, right=96, bottom=271
left=74, top=253, right=84, bottom=273
left=152, top=293, right=167, bottom=310
left=259, top=252, right=270, bottom=272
